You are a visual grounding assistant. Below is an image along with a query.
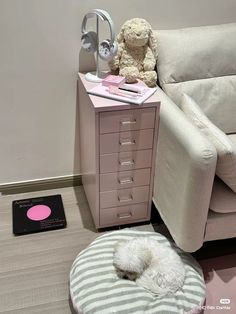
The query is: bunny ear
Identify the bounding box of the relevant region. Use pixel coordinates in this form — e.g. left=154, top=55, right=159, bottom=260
left=116, top=26, right=125, bottom=43
left=148, top=29, right=158, bottom=59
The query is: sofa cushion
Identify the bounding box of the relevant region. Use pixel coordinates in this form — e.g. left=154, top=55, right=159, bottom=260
left=155, top=23, right=236, bottom=84
left=180, top=94, right=236, bottom=193
left=163, top=76, right=236, bottom=134
left=155, top=23, right=236, bottom=134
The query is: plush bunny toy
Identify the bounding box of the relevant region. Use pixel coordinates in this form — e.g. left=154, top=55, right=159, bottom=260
left=109, top=18, right=158, bottom=87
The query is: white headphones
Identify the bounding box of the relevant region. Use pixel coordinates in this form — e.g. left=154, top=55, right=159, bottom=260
left=81, top=9, right=118, bottom=61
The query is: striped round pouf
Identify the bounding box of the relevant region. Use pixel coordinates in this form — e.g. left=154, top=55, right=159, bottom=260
left=70, top=229, right=206, bottom=314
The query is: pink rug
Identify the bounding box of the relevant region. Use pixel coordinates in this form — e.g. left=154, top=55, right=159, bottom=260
left=199, top=254, right=236, bottom=314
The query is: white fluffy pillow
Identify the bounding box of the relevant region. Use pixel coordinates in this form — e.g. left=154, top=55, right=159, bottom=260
left=180, top=93, right=236, bottom=193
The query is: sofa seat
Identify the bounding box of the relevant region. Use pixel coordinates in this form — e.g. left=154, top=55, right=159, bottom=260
left=228, top=133, right=236, bottom=145
left=205, top=210, right=236, bottom=241
left=210, top=176, right=236, bottom=213
left=210, top=133, right=236, bottom=213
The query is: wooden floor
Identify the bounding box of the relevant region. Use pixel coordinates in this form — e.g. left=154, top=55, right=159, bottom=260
left=0, top=186, right=157, bottom=313
left=1, top=186, right=235, bottom=313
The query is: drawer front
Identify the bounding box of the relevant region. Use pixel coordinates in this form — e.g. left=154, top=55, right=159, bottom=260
left=100, top=150, right=153, bottom=173
left=100, top=185, right=150, bottom=209
left=99, top=108, right=155, bottom=134
left=100, top=129, right=154, bottom=154
left=100, top=203, right=148, bottom=227
left=100, top=168, right=151, bottom=192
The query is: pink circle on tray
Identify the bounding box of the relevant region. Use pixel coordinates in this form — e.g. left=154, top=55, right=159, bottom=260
left=27, top=205, right=51, bottom=221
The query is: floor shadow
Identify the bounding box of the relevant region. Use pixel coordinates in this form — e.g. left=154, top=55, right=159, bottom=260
left=72, top=80, right=97, bottom=233
left=69, top=292, right=77, bottom=314
left=73, top=83, right=81, bottom=178
left=193, top=238, right=236, bottom=260
left=150, top=202, right=174, bottom=239
left=199, top=253, right=236, bottom=283
left=73, top=185, right=97, bottom=233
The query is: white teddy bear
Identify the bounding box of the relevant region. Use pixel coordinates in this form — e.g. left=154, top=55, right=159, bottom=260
left=109, top=18, right=158, bottom=87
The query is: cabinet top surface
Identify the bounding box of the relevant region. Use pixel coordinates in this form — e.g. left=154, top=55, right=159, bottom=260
left=78, top=73, right=160, bottom=112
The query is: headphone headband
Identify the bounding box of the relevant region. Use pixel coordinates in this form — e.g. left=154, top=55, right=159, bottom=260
left=81, top=9, right=115, bottom=44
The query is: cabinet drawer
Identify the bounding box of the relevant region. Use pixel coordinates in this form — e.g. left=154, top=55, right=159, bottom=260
left=100, top=129, right=154, bottom=154
left=100, top=150, right=153, bottom=173
left=100, top=203, right=148, bottom=227
left=99, top=108, right=155, bottom=134
left=100, top=168, right=151, bottom=192
left=100, top=185, right=150, bottom=209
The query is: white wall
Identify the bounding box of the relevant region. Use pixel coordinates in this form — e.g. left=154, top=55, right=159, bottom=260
left=0, top=0, right=236, bottom=185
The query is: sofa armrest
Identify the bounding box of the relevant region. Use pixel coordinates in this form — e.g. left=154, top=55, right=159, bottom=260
left=153, top=86, right=217, bottom=252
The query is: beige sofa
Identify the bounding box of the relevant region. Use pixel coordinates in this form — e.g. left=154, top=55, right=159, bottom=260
left=153, top=23, right=236, bottom=252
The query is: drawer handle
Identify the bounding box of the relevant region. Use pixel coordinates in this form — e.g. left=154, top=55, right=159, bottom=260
left=119, top=159, right=135, bottom=166
left=118, top=177, right=134, bottom=185
left=119, top=139, right=136, bottom=146
left=117, top=212, right=132, bottom=219
left=120, top=119, right=136, bottom=126
left=118, top=194, right=133, bottom=203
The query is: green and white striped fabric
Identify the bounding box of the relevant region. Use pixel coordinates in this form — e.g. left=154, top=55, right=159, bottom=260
left=70, top=229, right=205, bottom=314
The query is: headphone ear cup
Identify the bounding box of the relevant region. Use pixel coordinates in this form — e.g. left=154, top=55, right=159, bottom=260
left=98, top=39, right=118, bottom=61
left=110, top=41, right=118, bottom=58
left=81, top=31, right=98, bottom=53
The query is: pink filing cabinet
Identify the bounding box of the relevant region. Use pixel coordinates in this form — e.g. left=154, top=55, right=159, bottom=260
left=78, top=73, right=160, bottom=228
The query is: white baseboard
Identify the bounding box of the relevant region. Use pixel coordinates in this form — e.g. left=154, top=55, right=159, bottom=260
left=0, top=175, right=82, bottom=195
